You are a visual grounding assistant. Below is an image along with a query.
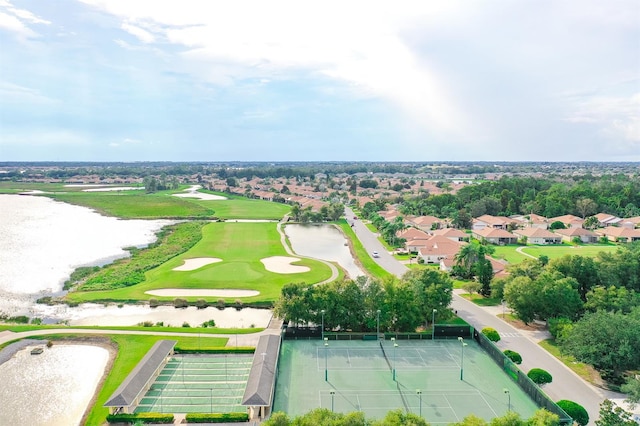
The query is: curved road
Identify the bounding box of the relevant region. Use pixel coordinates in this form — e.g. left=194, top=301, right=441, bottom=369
left=345, top=206, right=623, bottom=423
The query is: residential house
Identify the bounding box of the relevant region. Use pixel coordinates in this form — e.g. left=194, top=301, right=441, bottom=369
left=472, top=214, right=521, bottom=231
left=417, top=235, right=465, bottom=264
left=472, top=228, right=518, bottom=245
left=620, top=217, right=640, bottom=229
left=514, top=213, right=548, bottom=229
left=595, top=227, right=640, bottom=243
left=405, top=215, right=441, bottom=232
left=553, top=227, right=599, bottom=244
left=548, top=214, right=584, bottom=229
left=594, top=213, right=622, bottom=227
left=430, top=228, right=468, bottom=242
left=512, top=227, right=562, bottom=245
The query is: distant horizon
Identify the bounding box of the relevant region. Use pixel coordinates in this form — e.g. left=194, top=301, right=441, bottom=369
left=1, top=1, right=638, bottom=162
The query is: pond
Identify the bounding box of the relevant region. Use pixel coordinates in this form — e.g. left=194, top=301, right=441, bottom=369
left=0, top=344, right=109, bottom=426
left=284, top=223, right=365, bottom=279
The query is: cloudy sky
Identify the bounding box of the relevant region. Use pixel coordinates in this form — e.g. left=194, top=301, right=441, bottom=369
left=0, top=0, right=638, bottom=162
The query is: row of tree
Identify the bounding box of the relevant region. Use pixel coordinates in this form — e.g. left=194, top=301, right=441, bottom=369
left=274, top=270, right=453, bottom=333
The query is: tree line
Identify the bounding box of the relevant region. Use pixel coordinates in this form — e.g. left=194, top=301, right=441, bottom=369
left=274, top=269, right=453, bottom=333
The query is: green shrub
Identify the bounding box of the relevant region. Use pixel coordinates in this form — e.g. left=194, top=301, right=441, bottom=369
left=149, top=298, right=160, bottom=308
left=528, top=368, right=553, bottom=385
left=185, top=412, right=249, bottom=423
left=556, top=400, right=589, bottom=426
left=217, top=299, right=226, bottom=309
left=106, top=413, right=174, bottom=424
left=196, top=299, right=208, bottom=309
left=234, top=299, right=243, bottom=310
left=548, top=317, right=572, bottom=339
left=174, top=298, right=188, bottom=308
left=182, top=321, right=191, bottom=328
left=201, top=319, right=216, bottom=328
left=481, top=327, right=500, bottom=342
left=503, top=349, right=522, bottom=364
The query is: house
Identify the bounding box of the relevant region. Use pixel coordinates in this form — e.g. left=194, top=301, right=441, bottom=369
left=512, top=228, right=562, bottom=245
left=472, top=214, right=521, bottom=231
left=417, top=235, right=465, bottom=264
left=398, top=228, right=430, bottom=241
left=595, top=226, right=640, bottom=243
left=594, top=213, right=622, bottom=227
left=513, top=213, right=548, bottom=229
left=553, top=227, right=599, bottom=244
left=430, top=228, right=468, bottom=242
left=620, top=216, right=640, bottom=229
left=405, top=215, right=441, bottom=231
left=548, top=214, right=584, bottom=229
left=472, top=228, right=518, bottom=245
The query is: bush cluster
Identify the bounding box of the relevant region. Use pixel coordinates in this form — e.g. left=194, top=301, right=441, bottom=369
left=528, top=368, right=553, bottom=385
left=556, top=400, right=589, bottom=426
left=185, top=412, right=249, bottom=423
left=481, top=327, right=500, bottom=342
left=106, top=413, right=174, bottom=424
left=503, top=349, right=522, bottom=364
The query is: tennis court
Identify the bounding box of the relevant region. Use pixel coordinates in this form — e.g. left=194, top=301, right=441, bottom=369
left=273, top=339, right=539, bottom=423
left=135, top=354, right=252, bottom=414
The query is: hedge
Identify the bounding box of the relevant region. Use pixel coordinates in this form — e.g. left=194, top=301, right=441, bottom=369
left=527, top=368, right=553, bottom=385
left=185, top=412, right=249, bottom=423
left=175, top=347, right=255, bottom=354
left=106, top=413, right=174, bottom=424
left=556, top=400, right=588, bottom=426
left=481, top=327, right=500, bottom=342
left=503, top=349, right=522, bottom=364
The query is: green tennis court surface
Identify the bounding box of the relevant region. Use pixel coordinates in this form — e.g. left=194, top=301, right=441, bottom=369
left=135, top=354, right=252, bottom=414
left=273, top=339, right=539, bottom=423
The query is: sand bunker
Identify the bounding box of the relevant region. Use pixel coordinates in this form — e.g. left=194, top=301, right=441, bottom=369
left=145, top=289, right=259, bottom=297
left=173, top=185, right=227, bottom=200
left=173, top=257, right=222, bottom=271
left=261, top=256, right=310, bottom=274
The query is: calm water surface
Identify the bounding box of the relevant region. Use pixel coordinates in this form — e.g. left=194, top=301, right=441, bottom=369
left=284, top=223, right=365, bottom=279
left=0, top=344, right=109, bottom=426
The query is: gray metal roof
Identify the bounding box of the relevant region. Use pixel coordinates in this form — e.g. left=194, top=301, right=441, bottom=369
left=242, top=334, right=281, bottom=406
left=104, top=340, right=177, bottom=408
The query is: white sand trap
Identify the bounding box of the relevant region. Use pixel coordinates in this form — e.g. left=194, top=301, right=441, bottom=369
left=173, top=257, right=222, bottom=271
left=145, top=289, right=259, bottom=297
left=173, top=185, right=227, bottom=200
left=261, top=256, right=310, bottom=274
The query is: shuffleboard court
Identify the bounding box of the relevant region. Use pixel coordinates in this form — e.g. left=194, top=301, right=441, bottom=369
left=135, top=354, right=253, bottom=414
left=274, top=339, right=539, bottom=423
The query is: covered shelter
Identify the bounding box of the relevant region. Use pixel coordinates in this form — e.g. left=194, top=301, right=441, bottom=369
left=104, top=340, right=177, bottom=414
left=242, top=334, right=281, bottom=421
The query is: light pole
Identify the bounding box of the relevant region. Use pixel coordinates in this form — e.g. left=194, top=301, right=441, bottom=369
left=432, top=309, right=437, bottom=341
left=458, top=337, right=468, bottom=380
left=330, top=390, right=335, bottom=412
left=503, top=388, right=511, bottom=411
left=210, top=388, right=213, bottom=413
left=376, top=309, right=381, bottom=339
left=392, top=338, right=398, bottom=381
left=502, top=300, right=505, bottom=318
left=416, top=389, right=422, bottom=417
left=324, top=337, right=329, bottom=381
left=321, top=309, right=325, bottom=341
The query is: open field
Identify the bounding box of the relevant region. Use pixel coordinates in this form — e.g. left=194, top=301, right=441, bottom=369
left=66, top=221, right=332, bottom=304
left=491, top=244, right=618, bottom=264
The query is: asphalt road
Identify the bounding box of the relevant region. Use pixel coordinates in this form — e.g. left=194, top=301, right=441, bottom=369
left=345, top=206, right=624, bottom=423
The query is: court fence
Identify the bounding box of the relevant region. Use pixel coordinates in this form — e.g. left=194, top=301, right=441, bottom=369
left=473, top=328, right=573, bottom=425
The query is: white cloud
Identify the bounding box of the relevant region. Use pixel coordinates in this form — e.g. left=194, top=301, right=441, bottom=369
left=121, top=21, right=155, bottom=43
left=565, top=93, right=640, bottom=142
left=0, top=0, right=49, bottom=39
left=0, top=81, right=57, bottom=104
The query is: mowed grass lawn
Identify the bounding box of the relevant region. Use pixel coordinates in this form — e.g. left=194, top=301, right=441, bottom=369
left=491, top=244, right=618, bottom=264
left=46, top=191, right=215, bottom=218
left=68, top=221, right=332, bottom=304
left=191, top=192, right=291, bottom=220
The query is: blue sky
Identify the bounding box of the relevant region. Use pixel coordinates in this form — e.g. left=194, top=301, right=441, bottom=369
left=1, top=0, right=638, bottom=162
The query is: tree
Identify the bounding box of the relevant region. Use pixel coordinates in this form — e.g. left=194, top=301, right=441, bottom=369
left=621, top=376, right=640, bottom=408
left=503, top=349, right=522, bottom=364
left=481, top=327, right=500, bottom=342
left=559, top=308, right=640, bottom=382
left=575, top=198, right=597, bottom=219
left=549, top=221, right=566, bottom=230
left=584, top=286, right=640, bottom=314
left=583, top=215, right=599, bottom=230
left=371, top=409, right=429, bottom=426
left=526, top=409, right=560, bottom=426
left=595, top=399, right=637, bottom=426
left=527, top=368, right=552, bottom=385
left=548, top=255, right=600, bottom=301
left=556, top=400, right=588, bottom=426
